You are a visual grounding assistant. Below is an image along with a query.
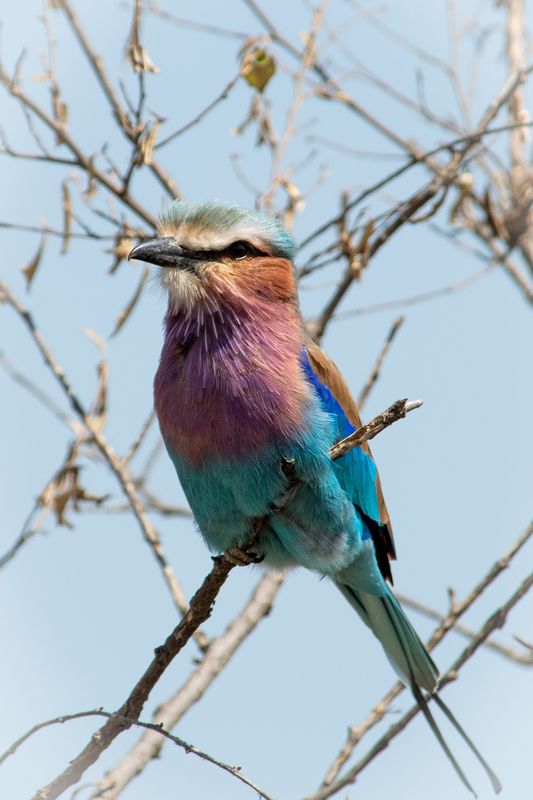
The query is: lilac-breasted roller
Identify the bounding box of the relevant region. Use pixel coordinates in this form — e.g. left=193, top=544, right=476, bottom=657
left=130, top=200, right=499, bottom=794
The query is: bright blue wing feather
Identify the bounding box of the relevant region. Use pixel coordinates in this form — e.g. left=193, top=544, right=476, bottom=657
left=300, top=349, right=380, bottom=529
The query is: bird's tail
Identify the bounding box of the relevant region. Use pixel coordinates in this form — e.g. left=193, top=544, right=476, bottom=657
left=335, top=579, right=501, bottom=796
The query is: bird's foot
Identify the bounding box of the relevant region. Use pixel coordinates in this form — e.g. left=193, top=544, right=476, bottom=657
left=224, top=545, right=265, bottom=567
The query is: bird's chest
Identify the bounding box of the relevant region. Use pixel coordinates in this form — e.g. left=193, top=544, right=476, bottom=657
left=154, top=327, right=308, bottom=466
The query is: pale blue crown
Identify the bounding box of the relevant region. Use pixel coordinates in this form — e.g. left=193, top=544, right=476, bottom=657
left=161, top=200, right=296, bottom=261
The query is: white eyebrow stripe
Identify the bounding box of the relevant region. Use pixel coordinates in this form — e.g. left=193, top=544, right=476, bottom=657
left=159, top=222, right=272, bottom=253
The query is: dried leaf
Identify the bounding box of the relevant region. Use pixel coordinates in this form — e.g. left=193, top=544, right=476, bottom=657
left=61, top=180, right=72, bottom=255
left=483, top=187, right=507, bottom=240
left=83, top=155, right=98, bottom=201
left=240, top=47, right=276, bottom=93
left=110, top=236, right=136, bottom=262
left=449, top=172, right=473, bottom=223
left=53, top=94, right=68, bottom=127
left=40, top=445, right=108, bottom=527
left=357, top=219, right=375, bottom=257
left=136, top=120, right=160, bottom=166
left=91, top=359, right=108, bottom=428
left=127, top=0, right=160, bottom=74
left=52, top=85, right=68, bottom=144
left=107, top=227, right=138, bottom=274
left=21, top=234, right=46, bottom=290
left=84, top=328, right=107, bottom=356
left=280, top=178, right=304, bottom=230
left=128, top=43, right=160, bottom=74
left=111, top=267, right=149, bottom=337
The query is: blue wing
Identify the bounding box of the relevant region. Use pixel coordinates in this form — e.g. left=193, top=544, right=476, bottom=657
left=302, top=342, right=396, bottom=581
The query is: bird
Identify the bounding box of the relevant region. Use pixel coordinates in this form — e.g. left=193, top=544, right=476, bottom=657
left=129, top=200, right=500, bottom=795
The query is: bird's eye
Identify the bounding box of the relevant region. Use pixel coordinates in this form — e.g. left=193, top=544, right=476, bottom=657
left=227, top=241, right=251, bottom=260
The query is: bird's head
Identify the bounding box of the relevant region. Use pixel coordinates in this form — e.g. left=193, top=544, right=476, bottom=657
left=129, top=200, right=297, bottom=314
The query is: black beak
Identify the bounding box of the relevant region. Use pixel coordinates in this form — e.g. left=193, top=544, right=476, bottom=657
left=128, top=237, right=186, bottom=268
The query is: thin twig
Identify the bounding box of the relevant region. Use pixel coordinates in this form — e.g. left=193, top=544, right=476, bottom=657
left=397, top=591, right=533, bottom=665
left=147, top=3, right=248, bottom=40
left=357, top=317, right=405, bottom=410
left=505, top=0, right=528, bottom=180
left=0, top=502, right=49, bottom=570
left=330, top=398, right=423, bottom=460
left=122, top=411, right=155, bottom=465
left=0, top=351, right=72, bottom=427
left=156, top=74, right=239, bottom=149
left=0, top=220, right=114, bottom=241
left=335, top=265, right=495, bottom=319
left=1, top=709, right=275, bottom=800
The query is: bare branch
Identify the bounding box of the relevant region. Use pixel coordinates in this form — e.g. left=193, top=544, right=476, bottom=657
left=331, top=398, right=422, bottom=461
left=305, top=62, right=533, bottom=331
left=0, top=67, right=158, bottom=228
left=299, top=116, right=533, bottom=251
left=1, top=709, right=275, bottom=800
left=122, top=410, right=155, bottom=465
left=311, top=176, right=446, bottom=340
left=54, top=0, right=177, bottom=198
left=0, top=501, right=49, bottom=571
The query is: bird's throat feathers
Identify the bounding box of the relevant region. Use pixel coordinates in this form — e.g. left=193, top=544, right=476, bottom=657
left=154, top=266, right=310, bottom=465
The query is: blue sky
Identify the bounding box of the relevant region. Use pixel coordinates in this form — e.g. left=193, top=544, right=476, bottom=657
left=0, top=2, right=532, bottom=799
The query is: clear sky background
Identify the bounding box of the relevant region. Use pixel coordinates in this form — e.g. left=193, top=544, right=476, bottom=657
left=0, top=2, right=531, bottom=800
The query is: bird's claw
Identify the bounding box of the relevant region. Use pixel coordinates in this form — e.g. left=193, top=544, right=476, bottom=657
left=268, top=457, right=299, bottom=512
left=224, top=545, right=265, bottom=566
